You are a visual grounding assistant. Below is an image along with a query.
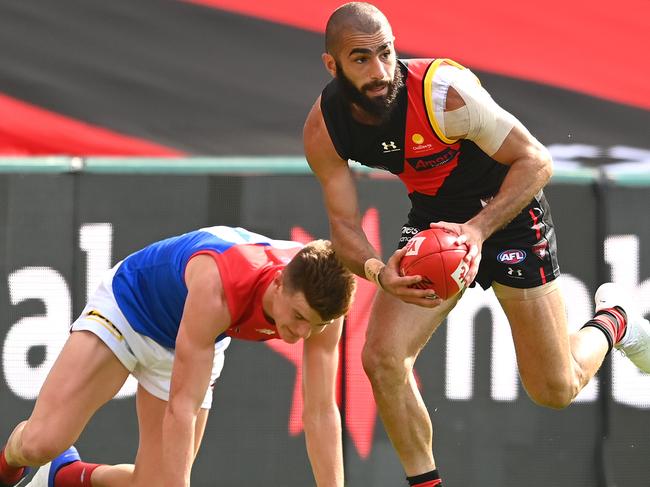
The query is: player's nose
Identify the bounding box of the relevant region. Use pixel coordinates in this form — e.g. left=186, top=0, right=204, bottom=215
left=369, top=56, right=388, bottom=80
left=293, top=321, right=312, bottom=340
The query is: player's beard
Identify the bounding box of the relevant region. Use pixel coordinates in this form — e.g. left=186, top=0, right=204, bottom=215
left=335, top=62, right=404, bottom=123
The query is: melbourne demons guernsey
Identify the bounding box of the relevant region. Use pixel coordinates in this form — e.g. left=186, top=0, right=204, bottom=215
left=321, top=58, right=510, bottom=226
left=112, top=226, right=302, bottom=348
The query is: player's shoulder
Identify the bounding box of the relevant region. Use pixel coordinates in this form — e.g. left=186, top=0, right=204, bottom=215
left=400, top=57, right=467, bottom=72
left=304, top=96, right=347, bottom=170
left=421, top=58, right=483, bottom=111
left=304, top=94, right=326, bottom=138
left=402, top=57, right=479, bottom=97
left=431, top=58, right=478, bottom=85
left=185, top=252, right=222, bottom=297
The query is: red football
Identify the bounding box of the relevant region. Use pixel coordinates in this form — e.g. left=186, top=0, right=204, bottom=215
left=399, top=228, right=469, bottom=300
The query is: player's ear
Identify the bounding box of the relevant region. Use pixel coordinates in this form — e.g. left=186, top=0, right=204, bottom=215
left=273, top=269, right=284, bottom=290
left=322, top=52, right=337, bottom=77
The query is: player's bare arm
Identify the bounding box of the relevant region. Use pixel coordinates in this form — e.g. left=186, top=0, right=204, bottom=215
left=163, top=255, right=231, bottom=487
left=304, top=99, right=437, bottom=307
left=304, top=97, right=376, bottom=275
left=302, top=317, right=344, bottom=487
left=430, top=83, right=553, bottom=284
left=471, top=124, right=552, bottom=234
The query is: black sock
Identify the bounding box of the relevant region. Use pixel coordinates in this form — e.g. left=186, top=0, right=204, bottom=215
left=407, top=469, right=442, bottom=486
left=581, top=307, right=628, bottom=353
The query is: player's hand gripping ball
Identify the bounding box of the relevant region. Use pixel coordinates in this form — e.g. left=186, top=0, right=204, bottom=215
left=399, top=228, right=469, bottom=300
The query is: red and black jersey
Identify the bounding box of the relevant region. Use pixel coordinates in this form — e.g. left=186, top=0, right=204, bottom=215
left=320, top=58, right=509, bottom=226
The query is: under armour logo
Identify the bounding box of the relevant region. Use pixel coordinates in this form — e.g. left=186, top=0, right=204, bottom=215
left=381, top=141, right=399, bottom=153
left=480, top=196, right=494, bottom=208
left=507, top=267, right=523, bottom=277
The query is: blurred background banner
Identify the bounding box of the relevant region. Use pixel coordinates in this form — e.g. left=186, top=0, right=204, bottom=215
left=1, top=0, right=649, bottom=485
left=0, top=0, right=649, bottom=159
left=0, top=163, right=648, bottom=486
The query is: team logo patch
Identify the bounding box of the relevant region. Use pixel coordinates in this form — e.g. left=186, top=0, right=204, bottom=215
left=480, top=196, right=495, bottom=208
left=411, top=133, right=425, bottom=144
left=532, top=239, right=549, bottom=260
left=406, top=148, right=458, bottom=171
left=507, top=267, right=525, bottom=279
left=381, top=141, right=400, bottom=153
left=256, top=328, right=276, bottom=335
left=497, top=249, right=527, bottom=264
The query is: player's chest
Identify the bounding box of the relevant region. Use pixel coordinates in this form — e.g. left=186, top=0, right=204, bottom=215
left=227, top=321, right=278, bottom=341
left=347, top=96, right=458, bottom=175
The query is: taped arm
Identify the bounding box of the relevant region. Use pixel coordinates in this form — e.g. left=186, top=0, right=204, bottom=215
left=439, top=67, right=553, bottom=238
left=442, top=67, right=519, bottom=156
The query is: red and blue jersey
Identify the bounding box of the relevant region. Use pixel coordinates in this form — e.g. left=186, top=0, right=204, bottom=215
left=112, top=226, right=302, bottom=348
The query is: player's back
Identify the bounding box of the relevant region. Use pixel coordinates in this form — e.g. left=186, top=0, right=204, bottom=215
left=112, top=226, right=297, bottom=348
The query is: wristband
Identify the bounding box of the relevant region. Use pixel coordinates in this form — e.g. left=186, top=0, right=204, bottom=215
left=364, top=258, right=385, bottom=289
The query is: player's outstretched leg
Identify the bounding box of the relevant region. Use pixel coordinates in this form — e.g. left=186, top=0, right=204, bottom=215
left=591, top=282, right=650, bottom=372
left=25, top=447, right=86, bottom=487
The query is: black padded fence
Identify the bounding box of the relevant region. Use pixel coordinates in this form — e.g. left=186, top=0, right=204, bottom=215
left=1, top=166, right=648, bottom=486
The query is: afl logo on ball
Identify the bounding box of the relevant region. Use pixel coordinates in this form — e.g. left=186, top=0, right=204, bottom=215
left=497, top=250, right=527, bottom=264
left=404, top=236, right=426, bottom=256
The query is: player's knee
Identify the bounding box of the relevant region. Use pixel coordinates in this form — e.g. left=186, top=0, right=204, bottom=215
left=19, top=424, right=70, bottom=464
left=361, top=344, right=409, bottom=387
left=525, top=378, right=576, bottom=410
left=18, top=440, right=61, bottom=465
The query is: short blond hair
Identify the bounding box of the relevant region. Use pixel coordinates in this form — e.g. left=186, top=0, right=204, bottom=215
left=283, top=240, right=356, bottom=321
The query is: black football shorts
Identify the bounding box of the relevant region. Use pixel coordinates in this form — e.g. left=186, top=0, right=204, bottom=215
left=397, top=197, right=560, bottom=290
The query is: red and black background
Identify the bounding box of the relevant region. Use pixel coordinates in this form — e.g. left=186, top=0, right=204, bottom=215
left=1, top=1, right=649, bottom=486
left=1, top=0, right=649, bottom=157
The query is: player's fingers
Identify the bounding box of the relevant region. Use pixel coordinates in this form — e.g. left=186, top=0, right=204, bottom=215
left=389, top=246, right=409, bottom=263
left=463, top=244, right=479, bottom=262
left=392, top=273, right=422, bottom=286
left=464, top=269, right=477, bottom=285
left=429, top=221, right=455, bottom=231
left=401, top=295, right=443, bottom=308
left=394, top=285, right=437, bottom=299
left=466, top=258, right=481, bottom=284
left=471, top=255, right=482, bottom=281
left=463, top=249, right=473, bottom=263
left=460, top=250, right=480, bottom=284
